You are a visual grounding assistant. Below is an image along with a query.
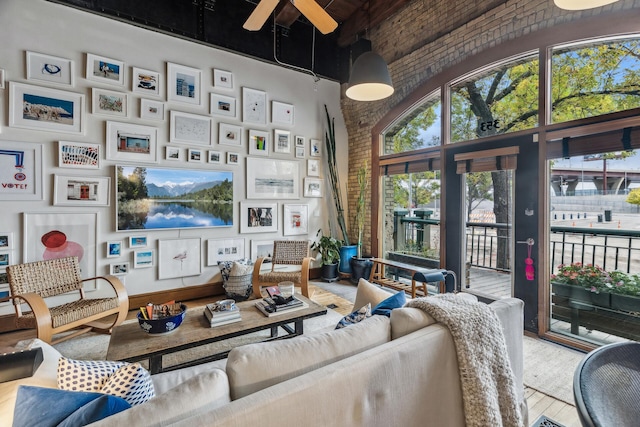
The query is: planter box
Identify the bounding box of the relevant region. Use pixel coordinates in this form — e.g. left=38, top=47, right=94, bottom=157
left=552, top=282, right=611, bottom=308
left=611, top=294, right=640, bottom=313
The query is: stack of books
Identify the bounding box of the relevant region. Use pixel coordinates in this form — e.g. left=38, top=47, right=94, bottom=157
left=254, top=296, right=308, bottom=317
left=204, top=302, right=241, bottom=327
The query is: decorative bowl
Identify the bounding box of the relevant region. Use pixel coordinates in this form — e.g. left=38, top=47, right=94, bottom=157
left=137, top=304, right=187, bottom=335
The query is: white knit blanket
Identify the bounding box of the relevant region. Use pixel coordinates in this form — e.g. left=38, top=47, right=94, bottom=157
left=406, top=294, right=524, bottom=427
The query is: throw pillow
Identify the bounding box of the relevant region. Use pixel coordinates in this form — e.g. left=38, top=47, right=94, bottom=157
left=352, top=278, right=394, bottom=312
left=217, top=259, right=251, bottom=282
left=335, top=303, right=372, bottom=329
left=371, top=290, right=407, bottom=317
left=101, top=363, right=155, bottom=406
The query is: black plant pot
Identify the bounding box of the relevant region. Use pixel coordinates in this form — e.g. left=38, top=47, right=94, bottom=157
left=350, top=256, right=374, bottom=284
left=321, top=263, right=340, bottom=282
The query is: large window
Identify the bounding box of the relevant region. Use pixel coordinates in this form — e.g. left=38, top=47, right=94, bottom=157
left=383, top=92, right=441, bottom=155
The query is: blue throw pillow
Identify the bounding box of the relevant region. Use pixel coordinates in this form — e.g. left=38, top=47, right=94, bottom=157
left=371, top=290, right=406, bottom=317
left=12, top=385, right=130, bottom=427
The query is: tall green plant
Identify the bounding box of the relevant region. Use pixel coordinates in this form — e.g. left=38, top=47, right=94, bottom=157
left=324, top=105, right=350, bottom=245
left=355, top=161, right=370, bottom=258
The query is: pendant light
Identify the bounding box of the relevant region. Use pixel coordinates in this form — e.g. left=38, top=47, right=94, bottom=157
left=346, top=51, right=394, bottom=101
left=554, top=0, right=620, bottom=10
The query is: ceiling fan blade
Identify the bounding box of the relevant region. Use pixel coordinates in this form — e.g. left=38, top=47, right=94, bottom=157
left=243, top=0, right=281, bottom=31
left=291, top=0, right=338, bottom=34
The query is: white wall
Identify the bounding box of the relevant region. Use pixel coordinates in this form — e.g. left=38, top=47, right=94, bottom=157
left=0, top=0, right=348, bottom=312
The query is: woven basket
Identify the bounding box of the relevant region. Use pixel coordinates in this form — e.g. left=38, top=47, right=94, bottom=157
left=224, top=273, right=252, bottom=301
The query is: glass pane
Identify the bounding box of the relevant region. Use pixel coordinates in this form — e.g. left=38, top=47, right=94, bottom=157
left=449, top=54, right=539, bottom=143
left=383, top=92, right=441, bottom=155
left=551, top=37, right=640, bottom=124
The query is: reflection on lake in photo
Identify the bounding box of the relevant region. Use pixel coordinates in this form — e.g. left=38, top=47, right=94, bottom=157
left=118, top=200, right=233, bottom=230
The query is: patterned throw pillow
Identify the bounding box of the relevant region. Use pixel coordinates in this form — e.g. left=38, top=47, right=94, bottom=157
left=335, top=303, right=372, bottom=329
left=219, top=259, right=253, bottom=300
left=217, top=259, right=251, bottom=282
left=101, top=363, right=155, bottom=406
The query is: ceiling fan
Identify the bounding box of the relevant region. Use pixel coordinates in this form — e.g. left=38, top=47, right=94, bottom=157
left=243, top=0, right=338, bottom=35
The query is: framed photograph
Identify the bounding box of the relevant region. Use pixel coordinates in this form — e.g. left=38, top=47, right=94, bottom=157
left=272, top=101, right=294, bottom=126
left=295, top=135, right=305, bottom=147
left=283, top=204, right=309, bottom=236
left=0, top=252, right=11, bottom=268
left=24, top=212, right=97, bottom=279
left=129, top=236, right=148, bottom=248
left=106, top=121, right=158, bottom=164
left=188, top=148, right=203, bottom=163
left=227, top=152, right=240, bottom=165
left=240, top=202, right=278, bottom=234
left=132, top=67, right=160, bottom=97
left=0, top=232, right=14, bottom=250
left=247, top=157, right=300, bottom=199
left=165, top=146, right=182, bottom=161
left=210, top=93, right=236, bottom=118
left=310, top=139, right=322, bottom=157
left=110, top=262, right=130, bottom=276
left=106, top=240, right=122, bottom=258
left=53, top=175, right=111, bottom=206
left=0, top=69, right=5, bottom=89
left=213, top=69, right=233, bottom=89
left=58, top=141, right=100, bottom=169
left=250, top=239, right=274, bottom=261
left=86, top=53, right=124, bottom=86
left=307, top=159, right=320, bottom=176
left=116, top=165, right=234, bottom=231
left=0, top=141, right=43, bottom=201
left=207, top=238, right=245, bottom=265
left=170, top=110, right=211, bottom=145
left=9, top=82, right=84, bottom=134
left=248, top=129, right=269, bottom=156
left=274, top=129, right=291, bottom=154
left=295, top=146, right=305, bottom=158
left=208, top=150, right=221, bottom=163
left=158, top=238, right=202, bottom=279
left=26, top=51, right=73, bottom=86
left=140, top=99, right=164, bottom=120
left=242, top=87, right=267, bottom=124
left=92, top=88, right=127, bottom=117
left=167, top=62, right=201, bottom=106
left=218, top=123, right=242, bottom=146
left=133, top=249, right=154, bottom=269
left=304, top=177, right=323, bottom=197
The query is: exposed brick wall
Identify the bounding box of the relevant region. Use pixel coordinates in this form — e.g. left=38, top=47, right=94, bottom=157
left=341, top=0, right=640, bottom=256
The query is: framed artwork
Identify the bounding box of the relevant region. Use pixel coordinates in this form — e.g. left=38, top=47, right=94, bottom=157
left=140, top=99, right=164, bottom=121
left=248, top=129, right=269, bottom=156
left=165, top=146, right=182, bottom=161
left=295, top=146, right=305, bottom=158
left=132, top=67, right=160, bottom=97
left=307, top=159, right=320, bottom=176
left=188, top=148, right=203, bottom=163
left=206, top=238, right=245, bottom=265
left=0, top=232, right=14, bottom=250
left=242, top=87, right=267, bottom=124
left=129, top=236, right=148, bottom=248
left=86, top=53, right=124, bottom=86
left=310, top=139, right=322, bottom=157
left=240, top=202, right=278, bottom=234
left=272, top=101, right=294, bottom=126
left=110, top=262, right=130, bottom=276
left=227, top=152, right=240, bottom=165
left=9, top=82, right=84, bottom=134
left=250, top=239, right=274, bottom=261
left=92, top=88, right=127, bottom=117
left=133, top=249, right=154, bottom=269
left=170, top=111, right=211, bottom=145
left=167, top=62, right=201, bottom=106
left=213, top=69, right=233, bottom=89
left=24, top=212, right=97, bottom=279
left=53, top=175, right=110, bottom=206
left=274, top=129, right=291, bottom=154
left=0, top=252, right=11, bottom=268
left=246, top=157, right=300, bottom=199
left=295, top=135, right=305, bottom=147
left=158, top=238, right=202, bottom=279
left=106, top=121, right=158, bottom=164
left=106, top=240, right=122, bottom=258
left=219, top=123, right=242, bottom=146
left=116, top=165, right=234, bottom=231
left=210, top=93, right=236, bottom=118
left=58, top=141, right=100, bottom=169
left=304, top=177, right=323, bottom=197
left=26, top=51, right=73, bottom=86
left=283, top=204, right=309, bottom=236
left=208, top=150, right=221, bottom=163
left=0, top=140, right=43, bottom=201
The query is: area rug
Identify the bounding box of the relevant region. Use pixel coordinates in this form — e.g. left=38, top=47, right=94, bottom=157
left=530, top=415, right=566, bottom=427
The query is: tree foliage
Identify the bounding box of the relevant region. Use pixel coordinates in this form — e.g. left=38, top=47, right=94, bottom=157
left=627, top=188, right=640, bottom=206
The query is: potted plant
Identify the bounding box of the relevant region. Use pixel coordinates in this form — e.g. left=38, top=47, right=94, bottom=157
left=350, top=161, right=374, bottom=284
left=311, top=229, right=343, bottom=282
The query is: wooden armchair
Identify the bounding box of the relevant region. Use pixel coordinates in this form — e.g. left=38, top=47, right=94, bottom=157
left=252, top=240, right=312, bottom=298
left=7, top=256, right=129, bottom=344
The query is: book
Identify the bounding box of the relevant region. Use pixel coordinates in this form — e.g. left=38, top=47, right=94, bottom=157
left=205, top=303, right=239, bottom=319
left=203, top=309, right=241, bottom=327
left=254, top=298, right=308, bottom=317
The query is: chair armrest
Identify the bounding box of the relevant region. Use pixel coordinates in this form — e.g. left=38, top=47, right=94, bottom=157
left=252, top=257, right=267, bottom=298
left=301, top=257, right=312, bottom=277
left=84, top=275, right=128, bottom=308
left=13, top=292, right=52, bottom=325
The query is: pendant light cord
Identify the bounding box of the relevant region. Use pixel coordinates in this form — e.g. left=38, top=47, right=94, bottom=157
left=272, top=13, right=320, bottom=82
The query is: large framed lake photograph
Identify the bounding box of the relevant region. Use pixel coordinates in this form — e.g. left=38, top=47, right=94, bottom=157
left=116, top=165, right=233, bottom=231
left=246, top=157, right=299, bottom=199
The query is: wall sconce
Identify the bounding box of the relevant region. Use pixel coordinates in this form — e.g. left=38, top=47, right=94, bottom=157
left=345, top=51, right=394, bottom=102
left=554, top=0, right=620, bottom=10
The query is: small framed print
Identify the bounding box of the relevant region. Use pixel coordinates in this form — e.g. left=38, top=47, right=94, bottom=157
left=26, top=51, right=73, bottom=86
left=165, top=146, right=182, bottom=161
left=219, top=123, right=242, bottom=146
left=274, top=129, right=291, bottom=154
left=0, top=252, right=11, bottom=268
left=53, top=175, right=110, bottom=206
left=304, top=177, right=323, bottom=197
left=272, top=101, right=294, bottom=126
left=140, top=99, right=164, bottom=121
left=86, top=53, right=124, bottom=86
left=106, top=121, right=158, bottom=164
left=58, top=141, right=100, bottom=169
left=110, top=262, right=130, bottom=275
left=0, top=232, right=14, bottom=250
left=188, top=148, right=204, bottom=163
left=249, top=129, right=269, bottom=156
left=240, top=202, right=278, bottom=234
left=227, top=152, right=240, bottom=165
left=0, top=141, right=43, bottom=201
left=158, top=238, right=201, bottom=279
left=310, top=139, right=322, bottom=157
left=295, top=146, right=305, bottom=158
left=295, top=135, right=305, bottom=147
left=242, top=87, right=267, bottom=124
left=92, top=88, right=127, bottom=117
left=129, top=235, right=148, bottom=248
left=167, top=62, right=201, bottom=105
left=133, top=250, right=154, bottom=269
left=213, top=69, right=233, bottom=89
left=106, top=240, right=122, bottom=258
left=208, top=150, right=221, bottom=163
left=132, top=67, right=160, bottom=97
left=210, top=93, right=236, bottom=118
left=170, top=110, right=211, bottom=145
left=283, top=204, right=309, bottom=236
left=207, top=238, right=245, bottom=265
left=307, top=159, right=320, bottom=176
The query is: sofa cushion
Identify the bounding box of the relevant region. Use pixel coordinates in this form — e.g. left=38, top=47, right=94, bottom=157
left=371, top=290, right=406, bottom=317
left=352, top=278, right=393, bottom=312
left=335, top=303, right=371, bottom=329
left=226, top=314, right=391, bottom=400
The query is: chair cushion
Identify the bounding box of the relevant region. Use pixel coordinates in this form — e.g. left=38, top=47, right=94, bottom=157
left=258, top=271, right=301, bottom=283
left=15, top=298, right=120, bottom=329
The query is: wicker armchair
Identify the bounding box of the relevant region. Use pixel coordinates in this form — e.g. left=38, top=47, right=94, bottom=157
left=252, top=240, right=312, bottom=298
left=7, top=256, right=129, bottom=344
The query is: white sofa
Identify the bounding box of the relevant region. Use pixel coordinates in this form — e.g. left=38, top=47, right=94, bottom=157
left=2, top=280, right=527, bottom=426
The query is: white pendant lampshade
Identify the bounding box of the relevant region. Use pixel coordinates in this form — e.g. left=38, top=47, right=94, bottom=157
left=346, top=51, right=394, bottom=102
left=554, top=0, right=620, bottom=10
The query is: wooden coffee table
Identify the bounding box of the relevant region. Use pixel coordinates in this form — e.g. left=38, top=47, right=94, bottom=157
left=106, top=295, right=327, bottom=374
